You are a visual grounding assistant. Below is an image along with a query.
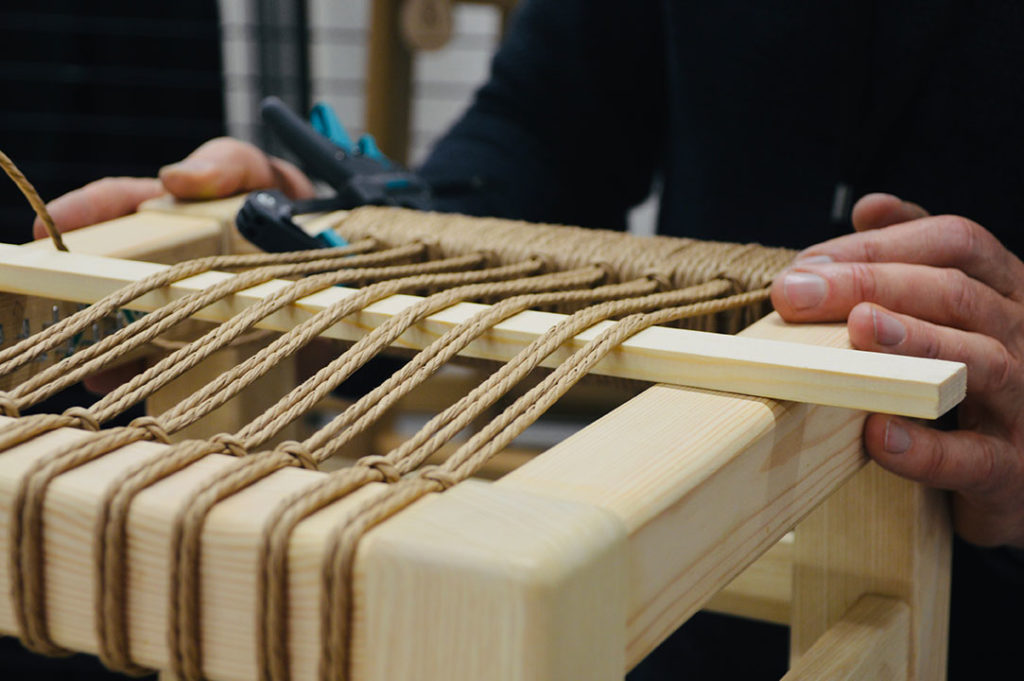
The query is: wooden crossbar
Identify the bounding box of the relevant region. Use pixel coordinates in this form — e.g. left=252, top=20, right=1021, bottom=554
left=0, top=239, right=964, bottom=418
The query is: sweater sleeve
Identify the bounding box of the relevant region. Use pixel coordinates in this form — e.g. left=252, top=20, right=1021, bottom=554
left=417, top=0, right=666, bottom=230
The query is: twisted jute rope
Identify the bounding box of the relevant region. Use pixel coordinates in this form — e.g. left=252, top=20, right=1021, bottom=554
left=0, top=193, right=797, bottom=677
left=316, top=288, right=771, bottom=681
left=0, top=250, right=463, bottom=462
left=255, top=274, right=661, bottom=681
left=0, top=238, right=384, bottom=388
left=15, top=255, right=560, bottom=673
left=100, top=266, right=638, bottom=679
left=92, top=265, right=606, bottom=676
left=231, top=278, right=727, bottom=681
left=8, top=252, right=516, bottom=663
left=0, top=244, right=421, bottom=416
left=0, top=149, right=68, bottom=252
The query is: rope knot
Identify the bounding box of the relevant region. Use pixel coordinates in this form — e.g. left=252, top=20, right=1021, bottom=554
left=589, top=260, right=618, bottom=284
left=418, top=465, right=458, bottom=491
left=642, top=269, right=674, bottom=291
left=210, top=432, right=248, bottom=458
left=0, top=391, right=20, bottom=417
left=62, top=406, right=100, bottom=431
left=276, top=440, right=318, bottom=471
left=355, top=455, right=401, bottom=483
left=127, top=416, right=170, bottom=443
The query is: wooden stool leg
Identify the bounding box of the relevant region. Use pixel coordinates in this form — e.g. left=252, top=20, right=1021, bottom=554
left=791, top=464, right=952, bottom=681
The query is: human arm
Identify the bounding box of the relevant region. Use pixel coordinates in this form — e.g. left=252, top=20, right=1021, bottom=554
left=771, top=193, right=1024, bottom=548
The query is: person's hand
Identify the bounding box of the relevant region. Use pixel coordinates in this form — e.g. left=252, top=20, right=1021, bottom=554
left=32, top=137, right=315, bottom=392
left=32, top=136, right=314, bottom=239
left=771, top=193, right=1024, bottom=548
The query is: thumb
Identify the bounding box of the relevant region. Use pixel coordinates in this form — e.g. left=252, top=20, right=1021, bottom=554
left=851, top=193, right=929, bottom=232
left=158, top=137, right=314, bottom=200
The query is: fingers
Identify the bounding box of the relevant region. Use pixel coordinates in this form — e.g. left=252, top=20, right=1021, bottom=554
left=32, top=177, right=164, bottom=239
left=796, top=215, right=1024, bottom=300
left=850, top=192, right=929, bottom=231
left=864, top=413, right=1024, bottom=546
left=772, top=261, right=1020, bottom=341
left=847, top=302, right=1017, bottom=395
left=864, top=414, right=1007, bottom=493
left=158, top=137, right=315, bottom=200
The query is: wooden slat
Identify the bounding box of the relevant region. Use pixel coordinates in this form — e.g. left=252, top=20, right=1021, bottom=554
left=791, top=465, right=951, bottom=681
left=704, top=533, right=792, bottom=625
left=0, top=237, right=965, bottom=418
left=783, top=595, right=910, bottom=681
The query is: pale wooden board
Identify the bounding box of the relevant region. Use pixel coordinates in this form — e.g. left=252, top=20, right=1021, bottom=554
left=704, top=533, right=792, bottom=625
left=783, top=595, right=910, bottom=681
left=0, top=238, right=965, bottom=418
left=24, top=210, right=224, bottom=264
left=791, top=464, right=951, bottom=681
left=353, top=482, right=627, bottom=681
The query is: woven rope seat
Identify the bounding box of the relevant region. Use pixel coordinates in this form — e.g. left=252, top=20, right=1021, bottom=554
left=0, top=198, right=963, bottom=681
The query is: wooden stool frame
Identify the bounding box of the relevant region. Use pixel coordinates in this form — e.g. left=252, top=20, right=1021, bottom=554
left=0, top=197, right=952, bottom=681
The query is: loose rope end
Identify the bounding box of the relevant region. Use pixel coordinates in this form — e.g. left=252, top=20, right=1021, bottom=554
left=0, top=149, right=69, bottom=252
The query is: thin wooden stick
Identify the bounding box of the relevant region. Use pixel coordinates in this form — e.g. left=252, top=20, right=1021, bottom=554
left=0, top=242, right=965, bottom=418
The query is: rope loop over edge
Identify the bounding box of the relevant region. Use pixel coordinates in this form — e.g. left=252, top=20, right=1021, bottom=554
left=0, top=391, right=21, bottom=417
left=210, top=432, right=249, bottom=459
left=417, top=465, right=458, bottom=491
left=127, top=416, right=171, bottom=444
left=354, top=455, right=401, bottom=483
left=61, top=406, right=101, bottom=432
left=641, top=269, right=674, bottom=292
left=276, top=440, right=318, bottom=471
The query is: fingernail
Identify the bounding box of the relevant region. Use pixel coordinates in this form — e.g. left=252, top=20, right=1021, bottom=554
left=871, top=308, right=906, bottom=346
left=795, top=254, right=834, bottom=264
left=782, top=272, right=828, bottom=309
left=884, top=419, right=912, bottom=454
left=161, top=159, right=214, bottom=176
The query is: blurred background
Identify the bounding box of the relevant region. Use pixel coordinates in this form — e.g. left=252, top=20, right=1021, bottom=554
left=1, top=0, right=517, bottom=244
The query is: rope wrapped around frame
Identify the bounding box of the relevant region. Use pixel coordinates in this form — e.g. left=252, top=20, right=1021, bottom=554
left=0, top=204, right=795, bottom=681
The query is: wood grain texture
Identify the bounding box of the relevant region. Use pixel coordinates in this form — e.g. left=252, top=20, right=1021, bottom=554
left=791, top=464, right=951, bottom=681
left=353, top=481, right=627, bottom=681
left=499, top=314, right=872, bottom=667
left=0, top=241, right=965, bottom=418
left=783, top=595, right=910, bottom=681
left=704, top=533, right=792, bottom=625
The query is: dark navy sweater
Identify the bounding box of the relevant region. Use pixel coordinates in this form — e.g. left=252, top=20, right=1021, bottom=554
left=421, top=0, right=1023, bottom=252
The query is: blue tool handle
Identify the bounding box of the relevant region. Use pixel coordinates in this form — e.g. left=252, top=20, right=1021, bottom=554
left=309, top=102, right=355, bottom=152
left=261, top=97, right=379, bottom=193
